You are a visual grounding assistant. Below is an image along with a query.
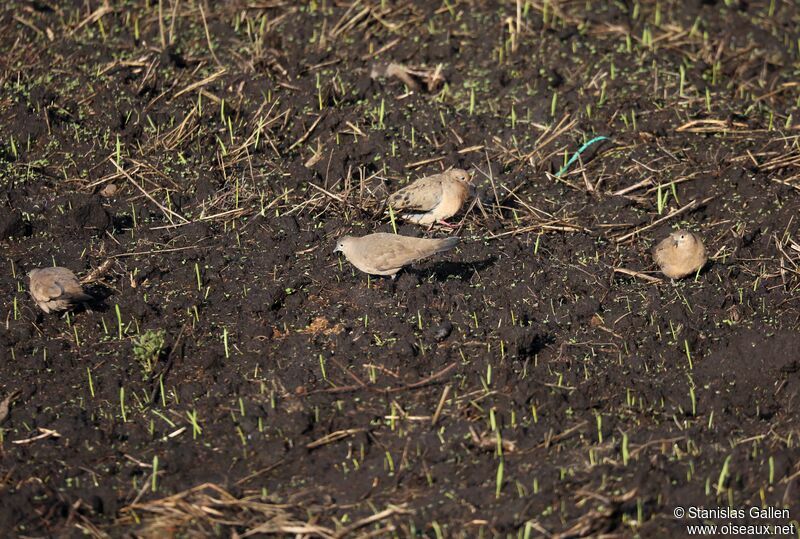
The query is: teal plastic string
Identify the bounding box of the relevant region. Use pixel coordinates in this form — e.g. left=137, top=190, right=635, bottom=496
left=555, top=136, right=610, bottom=178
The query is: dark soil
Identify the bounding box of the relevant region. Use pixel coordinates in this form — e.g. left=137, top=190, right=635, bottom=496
left=1, top=1, right=800, bottom=537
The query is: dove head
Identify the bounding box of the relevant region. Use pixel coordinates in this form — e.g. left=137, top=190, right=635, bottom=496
left=448, top=168, right=472, bottom=184
left=670, top=230, right=696, bottom=249
left=334, top=236, right=354, bottom=254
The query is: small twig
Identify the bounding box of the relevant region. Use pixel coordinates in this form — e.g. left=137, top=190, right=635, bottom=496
left=128, top=469, right=157, bottom=506
left=431, top=384, right=451, bottom=427
left=198, top=4, right=223, bottom=68
left=71, top=4, right=113, bottom=34
left=613, top=197, right=713, bottom=243
left=111, top=246, right=201, bottom=258
left=301, top=362, right=458, bottom=397
left=172, top=69, right=227, bottom=100
left=385, top=362, right=457, bottom=394
left=306, top=428, right=365, bottom=449
left=13, top=428, right=61, bottom=445
left=288, top=114, right=324, bottom=151
left=112, top=160, right=189, bottom=225
left=629, top=436, right=686, bottom=458
left=539, top=420, right=588, bottom=449
left=469, top=427, right=518, bottom=453
left=307, top=182, right=346, bottom=204
left=675, top=119, right=747, bottom=132
left=405, top=156, right=445, bottom=169
left=332, top=505, right=412, bottom=539
left=80, top=258, right=114, bottom=285
left=360, top=37, right=401, bottom=60
left=234, top=459, right=286, bottom=486
left=329, top=356, right=368, bottom=388
left=611, top=177, right=653, bottom=196
left=613, top=267, right=663, bottom=284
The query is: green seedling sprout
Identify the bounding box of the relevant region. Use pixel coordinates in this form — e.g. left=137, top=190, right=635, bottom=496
left=622, top=432, right=630, bottom=465
left=388, top=204, right=398, bottom=234
left=495, top=459, right=504, bottom=499
left=87, top=368, right=95, bottom=398
left=115, top=304, right=124, bottom=339
left=769, top=456, right=775, bottom=484
left=716, top=454, right=732, bottom=495
left=684, top=339, right=693, bottom=369
left=120, top=387, right=127, bottom=422
left=187, top=409, right=202, bottom=439
left=152, top=456, right=159, bottom=492
left=469, top=87, right=475, bottom=115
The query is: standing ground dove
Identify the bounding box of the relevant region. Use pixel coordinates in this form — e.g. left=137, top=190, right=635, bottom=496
left=334, top=233, right=459, bottom=277
left=28, top=267, right=92, bottom=313
left=387, top=169, right=472, bottom=227
left=652, top=230, right=707, bottom=279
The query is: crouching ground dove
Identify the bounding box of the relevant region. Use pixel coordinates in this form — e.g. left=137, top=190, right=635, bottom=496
left=334, top=233, right=459, bottom=277
left=652, top=229, right=707, bottom=279
left=28, top=267, right=92, bottom=313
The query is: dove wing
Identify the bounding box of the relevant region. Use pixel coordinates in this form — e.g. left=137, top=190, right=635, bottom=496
left=367, top=238, right=416, bottom=272
left=651, top=237, right=670, bottom=257
left=44, top=281, right=66, bottom=300
left=369, top=236, right=449, bottom=271
left=388, top=177, right=443, bottom=211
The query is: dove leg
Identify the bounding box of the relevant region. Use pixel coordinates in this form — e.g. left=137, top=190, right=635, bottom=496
left=436, top=219, right=457, bottom=229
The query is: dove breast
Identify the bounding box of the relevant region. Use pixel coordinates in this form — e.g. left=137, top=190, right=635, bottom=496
left=387, top=169, right=471, bottom=226
left=652, top=230, right=707, bottom=279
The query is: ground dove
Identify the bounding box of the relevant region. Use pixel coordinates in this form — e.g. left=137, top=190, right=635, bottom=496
left=334, top=233, right=459, bottom=277
left=370, top=62, right=445, bottom=93
left=652, top=229, right=707, bottom=279
left=28, top=267, right=92, bottom=313
left=387, top=169, right=472, bottom=227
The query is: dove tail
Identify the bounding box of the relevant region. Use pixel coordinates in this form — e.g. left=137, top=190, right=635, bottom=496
left=435, top=237, right=459, bottom=253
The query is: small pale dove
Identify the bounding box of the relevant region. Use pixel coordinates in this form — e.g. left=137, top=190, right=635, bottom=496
left=334, top=233, right=459, bottom=277
left=652, top=229, right=707, bottom=280
left=387, top=169, right=472, bottom=227
left=28, top=267, right=93, bottom=313
left=370, top=62, right=445, bottom=93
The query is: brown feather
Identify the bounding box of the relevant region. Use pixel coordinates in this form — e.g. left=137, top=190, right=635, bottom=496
left=387, top=177, right=444, bottom=211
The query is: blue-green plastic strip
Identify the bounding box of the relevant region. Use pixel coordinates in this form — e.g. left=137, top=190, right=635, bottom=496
left=555, top=136, right=610, bottom=178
